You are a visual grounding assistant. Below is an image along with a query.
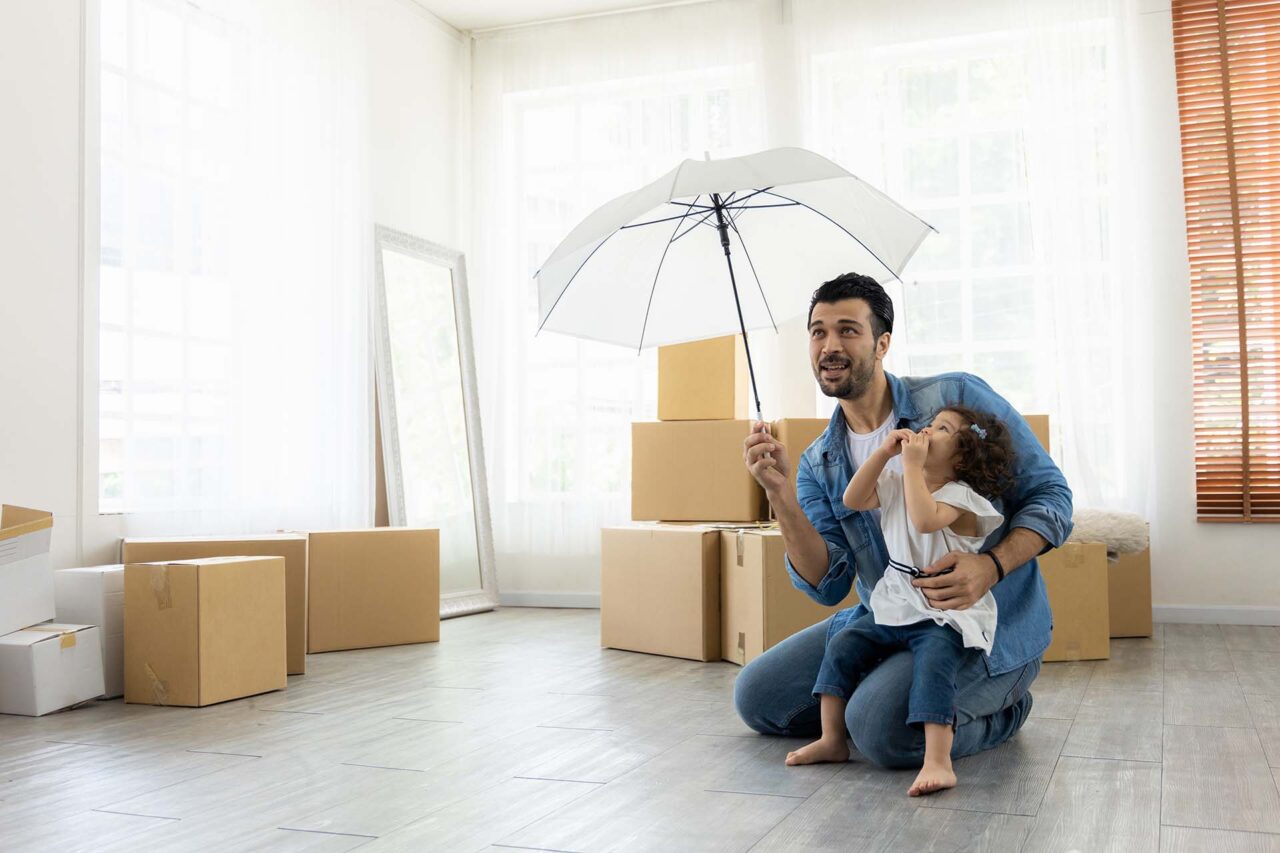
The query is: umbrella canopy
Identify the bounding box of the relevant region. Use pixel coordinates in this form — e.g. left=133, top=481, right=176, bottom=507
left=535, top=147, right=934, bottom=352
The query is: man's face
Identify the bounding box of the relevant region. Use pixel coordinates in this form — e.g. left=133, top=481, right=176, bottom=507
left=808, top=298, right=889, bottom=400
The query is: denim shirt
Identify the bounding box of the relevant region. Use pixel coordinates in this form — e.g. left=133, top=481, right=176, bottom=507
left=783, top=371, right=1074, bottom=676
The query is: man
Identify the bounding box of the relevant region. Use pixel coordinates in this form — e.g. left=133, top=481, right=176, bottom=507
left=737, top=272, right=1072, bottom=768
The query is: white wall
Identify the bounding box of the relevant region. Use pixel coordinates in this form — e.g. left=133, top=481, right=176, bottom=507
left=1, top=0, right=470, bottom=569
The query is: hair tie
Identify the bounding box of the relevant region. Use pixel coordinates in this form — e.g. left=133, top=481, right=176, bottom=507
left=970, top=424, right=988, bottom=439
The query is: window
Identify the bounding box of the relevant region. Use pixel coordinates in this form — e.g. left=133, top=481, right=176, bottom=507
left=1174, top=0, right=1280, bottom=522
left=98, top=0, right=245, bottom=513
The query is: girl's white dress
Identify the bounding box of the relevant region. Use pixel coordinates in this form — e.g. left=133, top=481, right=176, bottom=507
left=868, top=470, right=1005, bottom=655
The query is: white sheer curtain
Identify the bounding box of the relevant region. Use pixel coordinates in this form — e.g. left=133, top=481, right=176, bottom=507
left=99, top=0, right=373, bottom=535
left=470, top=0, right=1155, bottom=595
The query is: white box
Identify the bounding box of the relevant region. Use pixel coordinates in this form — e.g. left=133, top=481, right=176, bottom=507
left=0, top=505, right=55, bottom=637
left=54, top=565, right=125, bottom=698
left=0, top=624, right=105, bottom=716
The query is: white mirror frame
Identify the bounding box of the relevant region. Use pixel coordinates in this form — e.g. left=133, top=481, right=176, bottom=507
left=372, top=225, right=498, bottom=618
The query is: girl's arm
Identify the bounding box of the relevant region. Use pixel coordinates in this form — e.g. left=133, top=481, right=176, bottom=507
left=900, top=432, right=963, bottom=534
left=843, top=428, right=914, bottom=510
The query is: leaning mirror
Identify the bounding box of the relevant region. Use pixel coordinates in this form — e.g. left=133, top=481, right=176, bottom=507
left=373, top=225, right=496, bottom=617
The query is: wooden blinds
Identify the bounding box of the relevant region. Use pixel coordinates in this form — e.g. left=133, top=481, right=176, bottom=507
left=1173, top=0, right=1280, bottom=522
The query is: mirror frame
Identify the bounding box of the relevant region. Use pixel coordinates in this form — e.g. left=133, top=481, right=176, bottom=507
left=372, top=224, right=497, bottom=618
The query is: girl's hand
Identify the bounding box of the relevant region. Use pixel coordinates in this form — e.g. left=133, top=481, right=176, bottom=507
left=901, top=431, right=929, bottom=468
left=879, top=428, right=916, bottom=457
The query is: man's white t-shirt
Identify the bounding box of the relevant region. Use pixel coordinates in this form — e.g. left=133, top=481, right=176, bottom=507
left=846, top=412, right=901, bottom=523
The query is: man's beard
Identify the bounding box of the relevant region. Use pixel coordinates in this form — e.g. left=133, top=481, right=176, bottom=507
left=814, top=352, right=875, bottom=400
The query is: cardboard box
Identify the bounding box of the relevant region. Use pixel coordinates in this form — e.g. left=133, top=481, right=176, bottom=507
left=720, top=528, right=860, bottom=666
left=658, top=334, right=750, bottom=421
left=121, top=535, right=308, bottom=675
left=1024, top=414, right=1050, bottom=452
left=1109, top=548, right=1153, bottom=638
left=1, top=505, right=55, bottom=638
left=1040, top=542, right=1110, bottom=662
left=601, top=525, right=720, bottom=661
left=124, top=556, right=287, bottom=706
left=54, top=565, right=125, bottom=698
left=306, top=528, right=439, bottom=653
left=0, top=624, right=105, bottom=716
left=632, top=420, right=767, bottom=522
left=770, top=419, right=829, bottom=497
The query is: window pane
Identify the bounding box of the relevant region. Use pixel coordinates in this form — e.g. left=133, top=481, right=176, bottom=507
left=971, top=276, right=1034, bottom=342
left=100, top=0, right=128, bottom=68
left=101, top=69, right=128, bottom=153
left=904, top=280, right=963, bottom=345
left=971, top=203, right=1030, bottom=267
left=970, top=131, right=1024, bottom=195
left=905, top=138, right=959, bottom=199
left=908, top=207, right=964, bottom=273
left=133, top=0, right=183, bottom=89
left=132, top=270, right=184, bottom=333
left=900, top=63, right=960, bottom=127
left=968, top=55, right=1023, bottom=122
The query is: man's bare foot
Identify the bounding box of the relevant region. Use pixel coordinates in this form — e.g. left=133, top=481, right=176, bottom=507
left=785, top=737, right=849, bottom=766
left=908, top=759, right=957, bottom=796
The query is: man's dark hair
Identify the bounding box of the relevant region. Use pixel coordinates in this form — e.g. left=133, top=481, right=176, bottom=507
left=807, top=272, right=894, bottom=339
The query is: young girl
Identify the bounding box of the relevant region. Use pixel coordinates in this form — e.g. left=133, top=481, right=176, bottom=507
left=784, top=406, right=1014, bottom=798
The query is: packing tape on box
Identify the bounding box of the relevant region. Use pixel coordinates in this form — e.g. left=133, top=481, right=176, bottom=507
left=27, top=626, right=78, bottom=648
left=736, top=531, right=745, bottom=567
left=145, top=663, right=170, bottom=706
left=150, top=565, right=174, bottom=610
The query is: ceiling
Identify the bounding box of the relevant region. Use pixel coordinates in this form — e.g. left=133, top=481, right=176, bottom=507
left=413, top=0, right=681, bottom=32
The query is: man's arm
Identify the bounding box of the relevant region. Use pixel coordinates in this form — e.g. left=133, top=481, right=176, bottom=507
left=744, top=422, right=854, bottom=603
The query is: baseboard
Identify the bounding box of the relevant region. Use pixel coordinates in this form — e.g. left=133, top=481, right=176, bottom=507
left=1154, top=604, right=1280, bottom=626
left=498, top=591, right=601, bottom=609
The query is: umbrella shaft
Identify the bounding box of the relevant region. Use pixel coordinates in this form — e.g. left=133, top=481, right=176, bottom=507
left=711, top=194, right=764, bottom=422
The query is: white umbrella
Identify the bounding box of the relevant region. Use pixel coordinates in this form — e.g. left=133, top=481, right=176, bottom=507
left=535, top=146, right=934, bottom=419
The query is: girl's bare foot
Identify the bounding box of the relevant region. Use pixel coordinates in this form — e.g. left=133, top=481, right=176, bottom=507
left=785, top=737, right=849, bottom=766
left=908, top=758, right=957, bottom=796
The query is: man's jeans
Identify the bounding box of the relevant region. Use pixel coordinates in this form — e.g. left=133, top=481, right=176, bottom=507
left=814, top=614, right=970, bottom=729
left=735, top=617, right=1040, bottom=768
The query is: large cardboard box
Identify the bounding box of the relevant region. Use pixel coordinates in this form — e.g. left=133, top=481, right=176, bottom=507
left=0, top=624, right=105, bottom=716
left=1, top=505, right=55, bottom=637
left=658, top=334, right=749, bottom=421
left=632, top=420, right=767, bottom=522
left=720, top=528, right=861, bottom=666
left=124, top=556, right=287, bottom=706
left=1040, top=542, right=1110, bottom=662
left=120, top=535, right=309, bottom=675
left=601, top=525, right=720, bottom=661
left=1109, top=548, right=1153, bottom=638
left=770, top=419, right=829, bottom=497
left=54, top=565, right=125, bottom=698
left=306, top=528, right=439, bottom=653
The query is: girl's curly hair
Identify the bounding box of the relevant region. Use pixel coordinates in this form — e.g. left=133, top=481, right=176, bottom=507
left=940, top=406, right=1015, bottom=501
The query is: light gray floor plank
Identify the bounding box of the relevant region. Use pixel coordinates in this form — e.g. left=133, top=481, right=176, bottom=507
left=1221, top=626, right=1280, bottom=655
left=1022, top=756, right=1161, bottom=852
left=1246, top=693, right=1280, bottom=768
left=1162, top=725, right=1280, bottom=833
left=1161, top=826, right=1280, bottom=853
left=1089, top=644, right=1165, bottom=692
left=1063, top=687, right=1164, bottom=762
left=1028, top=662, right=1095, bottom=720
left=1165, top=670, right=1252, bottom=728
left=1231, top=650, right=1280, bottom=696
left=1165, top=624, right=1235, bottom=673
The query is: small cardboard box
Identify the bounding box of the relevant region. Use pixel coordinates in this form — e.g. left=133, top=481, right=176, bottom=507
left=121, top=535, right=309, bottom=675
left=306, top=528, right=439, bottom=653
left=1109, top=548, right=1153, bottom=638
left=720, top=528, right=860, bottom=666
left=124, top=556, right=287, bottom=707
left=1040, top=542, right=1110, bottom=662
left=631, top=420, right=767, bottom=522
left=658, top=334, right=749, bottom=421
left=601, top=525, right=720, bottom=661
left=770, top=419, right=829, bottom=497
left=0, top=505, right=55, bottom=638
left=0, top=624, right=105, bottom=716
left=54, top=565, right=125, bottom=698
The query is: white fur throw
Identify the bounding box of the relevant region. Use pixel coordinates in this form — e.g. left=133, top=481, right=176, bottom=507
left=1066, top=509, right=1149, bottom=558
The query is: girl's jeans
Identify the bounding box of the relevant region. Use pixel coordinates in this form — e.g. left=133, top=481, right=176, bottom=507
left=735, top=616, right=1040, bottom=768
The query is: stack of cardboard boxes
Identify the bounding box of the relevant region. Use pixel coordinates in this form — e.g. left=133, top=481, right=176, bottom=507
left=603, top=335, right=857, bottom=666
left=0, top=504, right=441, bottom=715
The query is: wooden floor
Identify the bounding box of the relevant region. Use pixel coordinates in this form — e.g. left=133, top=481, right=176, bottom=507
left=1, top=609, right=1278, bottom=852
